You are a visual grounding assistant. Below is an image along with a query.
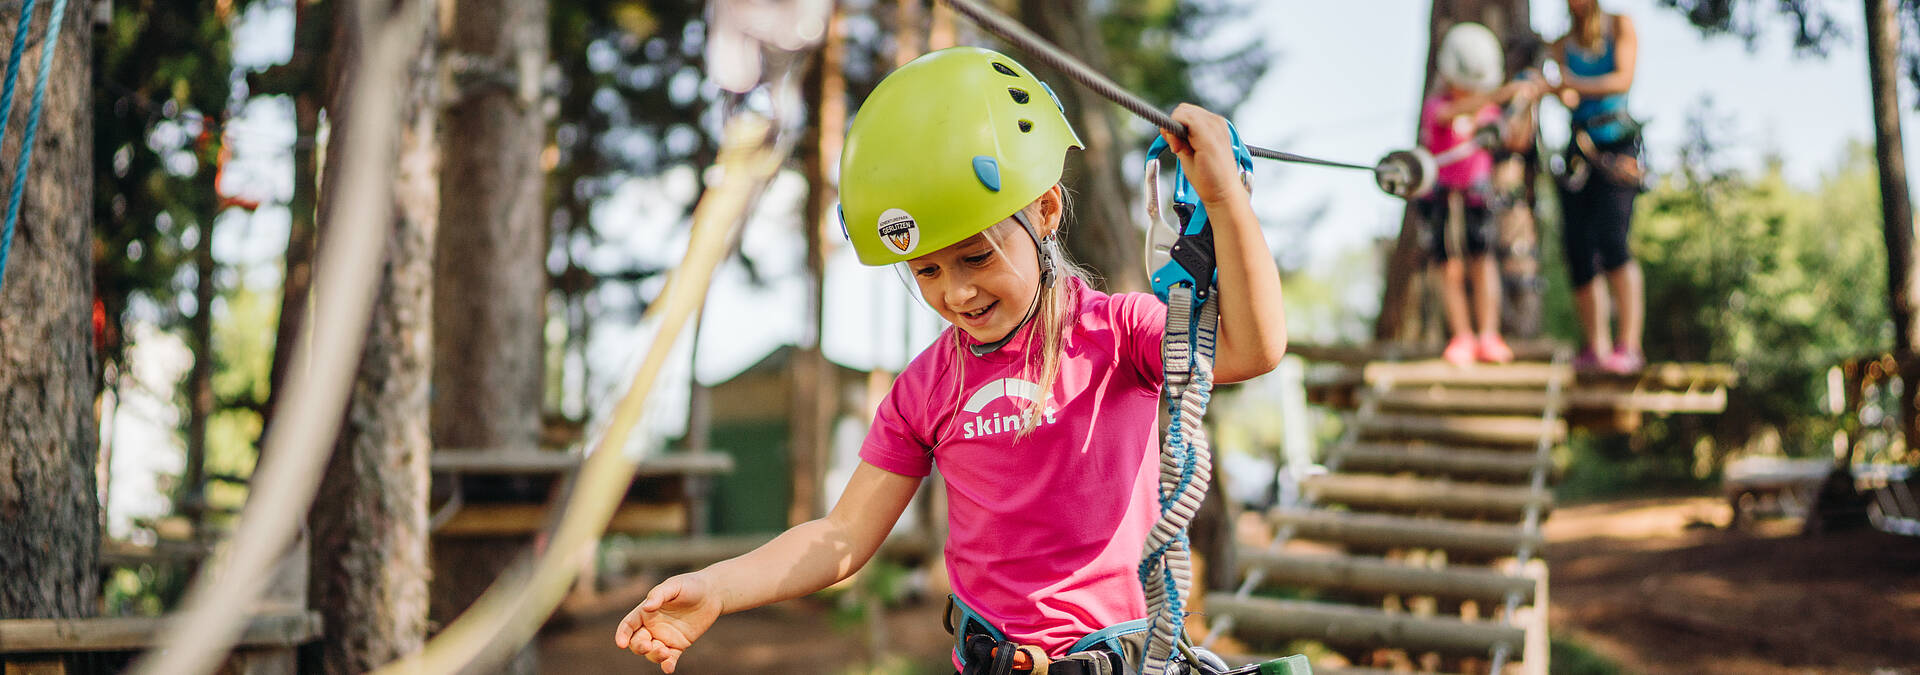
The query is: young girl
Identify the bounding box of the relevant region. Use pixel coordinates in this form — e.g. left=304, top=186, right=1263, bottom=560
left=613, top=47, right=1286, bottom=673
left=1419, top=22, right=1537, bottom=366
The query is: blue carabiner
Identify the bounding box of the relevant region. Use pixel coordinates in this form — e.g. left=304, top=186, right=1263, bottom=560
left=1144, top=119, right=1255, bottom=306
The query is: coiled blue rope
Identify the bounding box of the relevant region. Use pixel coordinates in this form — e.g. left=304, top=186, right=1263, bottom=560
left=0, top=0, right=70, bottom=296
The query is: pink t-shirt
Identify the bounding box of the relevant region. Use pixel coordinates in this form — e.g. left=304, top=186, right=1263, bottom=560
left=861, top=276, right=1167, bottom=657
left=1421, top=92, right=1501, bottom=190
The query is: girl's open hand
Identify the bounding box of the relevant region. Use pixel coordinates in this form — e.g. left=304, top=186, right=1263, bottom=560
left=613, top=572, right=723, bottom=673
left=1158, top=103, right=1248, bottom=207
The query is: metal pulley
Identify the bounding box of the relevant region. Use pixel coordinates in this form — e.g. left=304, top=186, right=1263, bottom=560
left=1373, top=148, right=1437, bottom=199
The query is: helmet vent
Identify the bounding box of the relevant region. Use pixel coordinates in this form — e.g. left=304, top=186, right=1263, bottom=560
left=1008, top=88, right=1030, bottom=104
left=1018, top=120, right=1033, bottom=133
left=992, top=62, right=1019, bottom=77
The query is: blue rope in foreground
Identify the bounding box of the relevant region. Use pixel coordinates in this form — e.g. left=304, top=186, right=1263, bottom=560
left=0, top=0, right=68, bottom=296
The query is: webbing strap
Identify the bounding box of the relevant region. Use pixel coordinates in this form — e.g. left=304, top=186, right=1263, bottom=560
left=1140, top=282, right=1218, bottom=675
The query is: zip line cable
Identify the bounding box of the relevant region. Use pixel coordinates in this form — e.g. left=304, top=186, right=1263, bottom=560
left=937, top=0, right=1376, bottom=172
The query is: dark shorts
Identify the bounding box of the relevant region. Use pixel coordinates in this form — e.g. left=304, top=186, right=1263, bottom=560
left=1419, top=188, right=1495, bottom=263
left=1560, top=165, right=1638, bottom=287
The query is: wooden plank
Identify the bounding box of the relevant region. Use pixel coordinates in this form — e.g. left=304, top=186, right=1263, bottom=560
left=1335, top=443, right=1543, bottom=481
left=1237, top=549, right=1535, bottom=604
left=1357, top=414, right=1564, bottom=447
left=1564, top=387, right=1727, bottom=414
left=435, top=503, right=684, bottom=537
left=1268, top=508, right=1542, bottom=558
left=1303, top=474, right=1552, bottom=518
left=0, top=611, right=321, bottom=654
left=1361, top=361, right=1570, bottom=388
left=1206, top=594, right=1523, bottom=657
left=1288, top=341, right=1562, bottom=366
left=1373, top=387, right=1565, bottom=415
left=97, top=538, right=211, bottom=568
left=431, top=449, right=734, bottom=476
left=607, top=532, right=933, bottom=569
left=1578, top=362, right=1738, bottom=389
left=3, top=659, right=66, bottom=675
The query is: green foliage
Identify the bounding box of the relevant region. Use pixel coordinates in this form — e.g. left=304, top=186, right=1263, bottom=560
left=1098, top=0, right=1270, bottom=113
left=1540, top=99, right=1889, bottom=477
left=1550, top=637, right=1623, bottom=675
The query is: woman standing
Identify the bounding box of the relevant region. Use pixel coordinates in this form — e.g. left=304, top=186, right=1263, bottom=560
left=1551, top=0, right=1645, bottom=373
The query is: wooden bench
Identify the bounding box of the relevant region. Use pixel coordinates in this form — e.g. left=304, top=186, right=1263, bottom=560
left=430, top=448, right=735, bottom=537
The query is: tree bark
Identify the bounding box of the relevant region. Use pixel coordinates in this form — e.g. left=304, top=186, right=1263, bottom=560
left=1865, top=0, right=1920, bottom=444
left=1377, top=0, right=1538, bottom=343
left=305, top=1, right=437, bottom=671
left=1017, top=0, right=1146, bottom=292
left=264, top=0, right=331, bottom=429
left=0, top=0, right=96, bottom=620
left=792, top=5, right=845, bottom=526
left=429, top=1, right=549, bottom=670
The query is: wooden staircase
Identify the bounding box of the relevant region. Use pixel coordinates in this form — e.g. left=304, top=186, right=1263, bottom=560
left=1205, top=358, right=1566, bottom=675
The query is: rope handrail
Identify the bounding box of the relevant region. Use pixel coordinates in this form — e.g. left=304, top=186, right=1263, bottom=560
left=0, top=0, right=68, bottom=295
left=130, top=2, right=434, bottom=673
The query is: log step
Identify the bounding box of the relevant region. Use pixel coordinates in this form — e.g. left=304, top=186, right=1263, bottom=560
left=1302, top=474, right=1553, bottom=518
left=1362, top=361, right=1570, bottom=388
left=1355, top=413, right=1564, bottom=447
left=1373, top=386, right=1566, bottom=415
left=1206, top=594, right=1523, bottom=657
left=1236, top=549, right=1536, bottom=604
left=1336, top=443, right=1545, bottom=481
left=1267, top=508, right=1542, bottom=558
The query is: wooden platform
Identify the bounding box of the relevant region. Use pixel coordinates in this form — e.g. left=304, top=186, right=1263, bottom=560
left=1295, top=342, right=1733, bottom=433
left=0, top=610, right=321, bottom=675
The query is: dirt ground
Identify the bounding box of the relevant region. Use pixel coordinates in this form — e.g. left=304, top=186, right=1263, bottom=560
left=540, top=496, right=1920, bottom=674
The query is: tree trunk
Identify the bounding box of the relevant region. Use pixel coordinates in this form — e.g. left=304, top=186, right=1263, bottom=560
left=1017, top=0, right=1146, bottom=293
left=0, top=0, right=96, bottom=620
left=184, top=201, right=215, bottom=531
left=264, top=0, right=330, bottom=429
left=792, top=7, right=846, bottom=526
left=1377, top=0, right=1538, bottom=343
left=305, top=1, right=437, bottom=672
left=1865, top=0, right=1920, bottom=444
left=429, top=1, right=549, bottom=670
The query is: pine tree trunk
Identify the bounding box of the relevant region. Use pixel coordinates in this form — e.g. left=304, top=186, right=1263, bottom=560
left=265, top=0, right=330, bottom=427
left=305, top=2, right=437, bottom=672
left=1864, top=0, right=1920, bottom=443
left=1017, top=0, right=1146, bottom=292
left=430, top=1, right=549, bottom=670
left=0, top=0, right=96, bottom=620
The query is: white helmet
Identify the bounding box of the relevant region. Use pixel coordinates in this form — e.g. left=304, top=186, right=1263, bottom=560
left=1438, top=22, right=1504, bottom=93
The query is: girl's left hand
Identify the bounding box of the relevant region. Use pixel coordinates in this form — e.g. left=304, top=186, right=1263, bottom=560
left=1159, top=103, right=1248, bottom=207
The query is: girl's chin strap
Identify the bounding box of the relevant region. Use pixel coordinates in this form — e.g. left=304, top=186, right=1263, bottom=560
left=968, top=210, right=1058, bottom=357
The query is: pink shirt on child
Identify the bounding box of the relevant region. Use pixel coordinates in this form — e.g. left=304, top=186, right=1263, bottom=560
left=860, top=276, right=1167, bottom=657
left=1421, top=92, right=1501, bottom=190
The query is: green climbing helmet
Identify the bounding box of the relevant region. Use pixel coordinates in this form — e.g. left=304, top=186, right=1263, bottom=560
left=840, top=46, right=1083, bottom=267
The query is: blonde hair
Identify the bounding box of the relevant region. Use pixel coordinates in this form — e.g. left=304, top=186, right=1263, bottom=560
left=946, top=186, right=1091, bottom=442
left=1574, top=8, right=1608, bottom=53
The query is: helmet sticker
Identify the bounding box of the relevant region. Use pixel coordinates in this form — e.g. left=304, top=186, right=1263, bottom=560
left=878, top=208, right=920, bottom=255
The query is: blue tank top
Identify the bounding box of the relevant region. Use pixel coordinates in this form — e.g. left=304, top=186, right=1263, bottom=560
left=1564, top=20, right=1631, bottom=144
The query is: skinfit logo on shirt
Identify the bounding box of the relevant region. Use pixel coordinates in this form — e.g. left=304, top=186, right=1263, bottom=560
left=960, top=377, right=1058, bottom=439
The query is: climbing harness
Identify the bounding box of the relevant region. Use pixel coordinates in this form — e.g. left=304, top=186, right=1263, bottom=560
left=0, top=0, right=70, bottom=296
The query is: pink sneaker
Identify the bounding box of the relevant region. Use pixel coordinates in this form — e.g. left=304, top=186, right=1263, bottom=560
left=1476, top=333, right=1515, bottom=364
left=1604, top=347, right=1645, bottom=374
left=1443, top=334, right=1477, bottom=367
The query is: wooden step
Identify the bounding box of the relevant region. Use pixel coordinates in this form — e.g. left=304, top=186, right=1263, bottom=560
left=1303, top=474, right=1553, bottom=518
left=1362, top=361, right=1570, bottom=388
left=1356, top=413, right=1564, bottom=447
left=1206, top=594, right=1523, bottom=657
left=1336, top=443, right=1545, bottom=481
left=1267, top=508, right=1542, bottom=558
left=1373, top=387, right=1565, bottom=415
left=1237, top=549, right=1536, bottom=604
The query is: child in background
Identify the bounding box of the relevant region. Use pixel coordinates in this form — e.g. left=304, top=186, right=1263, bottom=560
left=1421, top=22, right=1538, bottom=366
left=613, top=47, right=1287, bottom=674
